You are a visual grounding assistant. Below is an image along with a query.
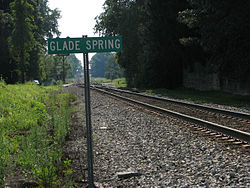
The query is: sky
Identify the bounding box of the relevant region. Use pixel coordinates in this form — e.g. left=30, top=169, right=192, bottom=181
left=48, top=0, right=106, bottom=61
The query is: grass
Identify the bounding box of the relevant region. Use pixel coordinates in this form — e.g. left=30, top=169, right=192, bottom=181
left=91, top=77, right=111, bottom=83
left=0, top=81, right=76, bottom=187
left=145, top=88, right=250, bottom=108
left=91, top=77, right=249, bottom=108
left=111, top=78, right=127, bottom=87
left=92, top=77, right=127, bottom=87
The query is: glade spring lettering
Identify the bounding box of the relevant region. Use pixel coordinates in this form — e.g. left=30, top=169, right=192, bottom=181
left=85, top=39, right=121, bottom=50
left=49, top=38, right=121, bottom=53
left=49, top=40, right=80, bottom=51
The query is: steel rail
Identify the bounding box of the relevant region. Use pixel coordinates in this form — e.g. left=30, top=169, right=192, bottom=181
left=93, top=85, right=250, bottom=120
left=92, top=87, right=250, bottom=143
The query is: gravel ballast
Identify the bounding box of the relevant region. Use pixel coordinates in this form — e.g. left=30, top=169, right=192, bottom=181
left=64, top=86, right=249, bottom=187
left=89, top=90, right=250, bottom=187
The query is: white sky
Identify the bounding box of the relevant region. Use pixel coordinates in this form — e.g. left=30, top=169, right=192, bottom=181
left=48, top=0, right=106, bottom=62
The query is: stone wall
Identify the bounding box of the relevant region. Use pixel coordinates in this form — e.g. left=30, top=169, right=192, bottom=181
left=220, top=78, right=250, bottom=95
left=183, top=63, right=250, bottom=95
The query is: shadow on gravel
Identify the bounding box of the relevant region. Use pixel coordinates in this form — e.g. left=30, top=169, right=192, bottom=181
left=62, top=86, right=89, bottom=187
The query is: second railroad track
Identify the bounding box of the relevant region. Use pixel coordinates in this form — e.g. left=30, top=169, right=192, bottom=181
left=89, top=84, right=250, bottom=144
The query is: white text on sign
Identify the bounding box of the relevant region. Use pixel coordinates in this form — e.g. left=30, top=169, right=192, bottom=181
left=49, top=40, right=81, bottom=52
left=85, top=38, right=121, bottom=51
left=48, top=36, right=122, bottom=54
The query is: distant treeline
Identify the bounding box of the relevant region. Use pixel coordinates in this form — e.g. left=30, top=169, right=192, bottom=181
left=0, top=0, right=82, bottom=84
left=90, top=52, right=124, bottom=80
left=95, top=0, right=250, bottom=89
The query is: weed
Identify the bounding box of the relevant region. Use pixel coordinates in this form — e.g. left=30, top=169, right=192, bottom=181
left=94, top=137, right=99, bottom=142
left=0, top=130, right=9, bottom=187
left=0, top=83, right=76, bottom=186
left=33, top=164, right=57, bottom=187
left=63, top=158, right=74, bottom=182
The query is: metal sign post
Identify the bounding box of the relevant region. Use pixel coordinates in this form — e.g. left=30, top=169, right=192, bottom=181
left=83, top=36, right=94, bottom=187
left=48, top=35, right=122, bottom=187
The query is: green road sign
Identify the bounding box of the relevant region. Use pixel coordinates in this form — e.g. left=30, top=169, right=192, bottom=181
left=48, top=35, right=123, bottom=187
left=48, top=36, right=122, bottom=54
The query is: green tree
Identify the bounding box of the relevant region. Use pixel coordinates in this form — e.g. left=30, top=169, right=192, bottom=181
left=0, top=9, right=18, bottom=83
left=27, top=0, right=61, bottom=82
left=8, top=0, right=35, bottom=83
left=95, top=0, right=142, bottom=87
left=136, top=0, right=189, bottom=88
left=40, top=54, right=82, bottom=85
left=39, top=54, right=58, bottom=85
left=90, top=53, right=112, bottom=77
left=67, top=54, right=83, bottom=79
left=105, top=55, right=124, bottom=80
left=95, top=0, right=189, bottom=89
left=1, top=0, right=60, bottom=84
left=179, top=0, right=250, bottom=83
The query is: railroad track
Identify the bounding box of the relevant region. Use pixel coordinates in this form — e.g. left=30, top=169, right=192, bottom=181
left=87, top=84, right=250, bottom=145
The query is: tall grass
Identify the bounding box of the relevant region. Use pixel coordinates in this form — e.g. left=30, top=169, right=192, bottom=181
left=0, top=129, right=9, bottom=187
left=0, top=81, right=76, bottom=187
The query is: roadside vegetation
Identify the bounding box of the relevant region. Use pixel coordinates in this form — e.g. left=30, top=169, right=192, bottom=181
left=92, top=77, right=250, bottom=108
left=90, top=53, right=124, bottom=81
left=145, top=88, right=250, bottom=108
left=92, top=77, right=126, bottom=88
left=95, top=1, right=250, bottom=92
left=1, top=1, right=82, bottom=85
left=0, top=81, right=76, bottom=187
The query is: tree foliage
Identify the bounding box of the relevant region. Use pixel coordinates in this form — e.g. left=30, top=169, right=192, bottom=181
left=0, top=0, right=61, bottom=84
left=179, top=0, right=250, bottom=82
left=90, top=52, right=124, bottom=80
left=90, top=53, right=112, bottom=78
left=95, top=0, right=250, bottom=89
left=0, top=9, right=14, bottom=83
left=2, top=0, right=250, bottom=87
left=105, top=55, right=124, bottom=80
left=8, top=0, right=36, bottom=83
left=38, top=54, right=82, bottom=85
left=67, top=54, right=83, bottom=79
left=95, top=0, right=141, bottom=87
left=95, top=0, right=189, bottom=89
left=137, top=0, right=189, bottom=88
